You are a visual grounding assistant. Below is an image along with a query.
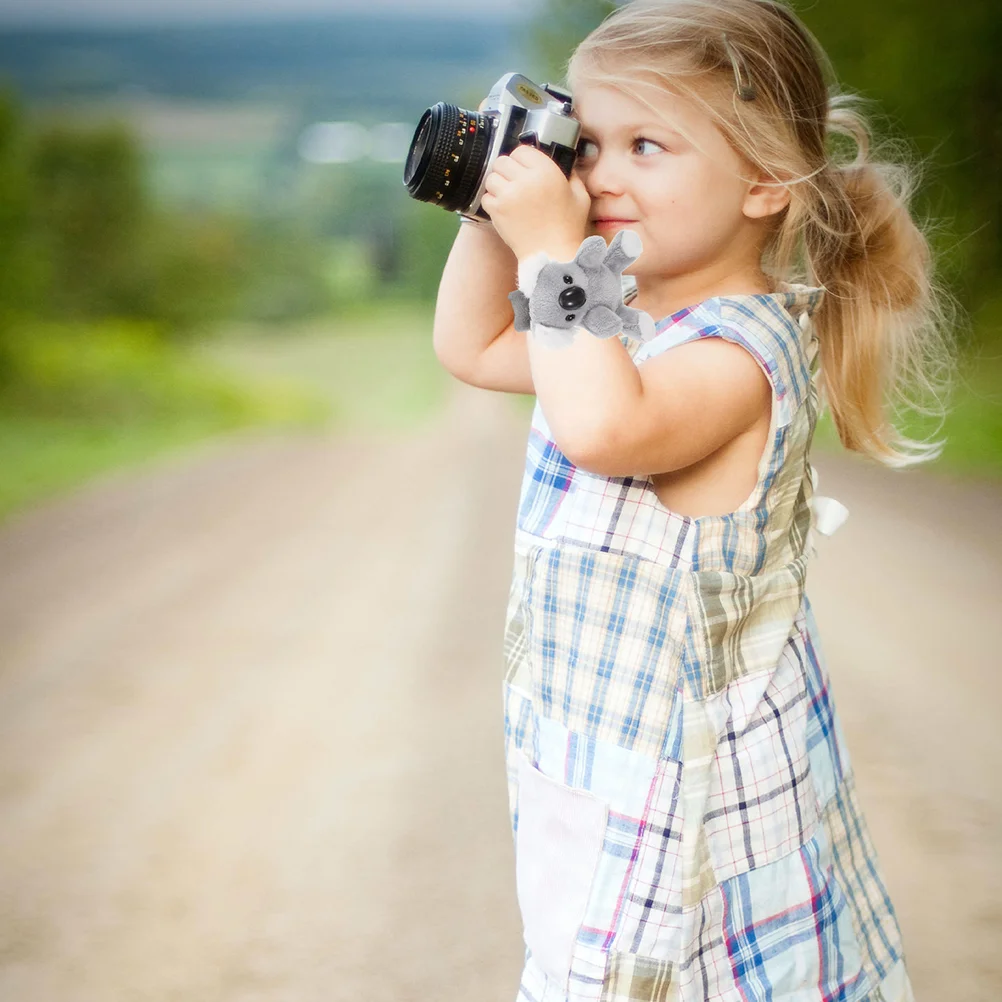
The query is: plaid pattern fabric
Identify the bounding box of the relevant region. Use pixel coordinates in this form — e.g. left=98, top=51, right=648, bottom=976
left=601, top=953, right=676, bottom=1002
left=717, top=825, right=869, bottom=1001
left=702, top=627, right=821, bottom=882
left=686, top=555, right=809, bottom=697
left=523, top=543, right=688, bottom=758
left=504, top=284, right=913, bottom=1002
left=822, top=771, right=909, bottom=988
left=515, top=432, right=697, bottom=566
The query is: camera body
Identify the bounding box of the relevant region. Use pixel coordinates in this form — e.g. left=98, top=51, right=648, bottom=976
left=402, top=72, right=581, bottom=222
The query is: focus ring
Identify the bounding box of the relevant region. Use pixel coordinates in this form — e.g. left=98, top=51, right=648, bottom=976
left=404, top=103, right=493, bottom=213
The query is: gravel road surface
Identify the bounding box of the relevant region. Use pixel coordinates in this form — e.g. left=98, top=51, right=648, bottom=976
left=0, top=382, right=998, bottom=1001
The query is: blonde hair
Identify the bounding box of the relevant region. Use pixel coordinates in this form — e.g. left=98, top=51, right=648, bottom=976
left=566, top=0, right=958, bottom=466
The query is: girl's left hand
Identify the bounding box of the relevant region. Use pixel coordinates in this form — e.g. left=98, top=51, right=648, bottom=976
left=481, top=144, right=591, bottom=261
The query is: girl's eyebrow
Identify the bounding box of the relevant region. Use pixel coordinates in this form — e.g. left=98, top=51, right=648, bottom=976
left=576, top=121, right=684, bottom=139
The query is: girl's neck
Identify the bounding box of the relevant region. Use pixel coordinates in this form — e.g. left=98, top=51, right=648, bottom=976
left=632, top=265, right=776, bottom=323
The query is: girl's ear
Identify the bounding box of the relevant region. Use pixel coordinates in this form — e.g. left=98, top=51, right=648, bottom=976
left=742, top=176, right=791, bottom=220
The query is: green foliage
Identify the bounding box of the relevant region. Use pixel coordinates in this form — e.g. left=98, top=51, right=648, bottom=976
left=0, top=319, right=328, bottom=425
left=0, top=318, right=330, bottom=520
left=793, top=0, right=1002, bottom=305
left=205, top=301, right=453, bottom=434
left=23, top=115, right=259, bottom=333
left=517, top=0, right=620, bottom=86
left=0, top=96, right=42, bottom=304
left=394, top=197, right=468, bottom=305
left=30, top=120, right=147, bottom=318
left=231, top=217, right=335, bottom=324
left=0, top=90, right=340, bottom=341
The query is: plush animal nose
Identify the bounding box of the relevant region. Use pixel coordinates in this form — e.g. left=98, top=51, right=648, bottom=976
left=558, top=286, right=586, bottom=310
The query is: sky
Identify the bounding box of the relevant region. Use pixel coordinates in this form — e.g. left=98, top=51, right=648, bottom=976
left=0, top=0, right=542, bottom=25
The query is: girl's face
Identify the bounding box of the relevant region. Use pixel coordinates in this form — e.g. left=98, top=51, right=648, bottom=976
left=570, top=78, right=779, bottom=284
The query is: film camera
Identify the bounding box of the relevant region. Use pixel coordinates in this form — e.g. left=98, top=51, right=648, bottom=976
left=402, top=72, right=581, bottom=223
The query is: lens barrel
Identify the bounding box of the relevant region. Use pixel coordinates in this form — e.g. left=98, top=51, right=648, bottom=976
left=403, top=102, right=493, bottom=213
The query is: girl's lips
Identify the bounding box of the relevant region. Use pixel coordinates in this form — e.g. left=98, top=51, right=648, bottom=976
left=594, top=219, right=637, bottom=230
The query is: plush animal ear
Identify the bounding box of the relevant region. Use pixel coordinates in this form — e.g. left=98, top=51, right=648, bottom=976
left=574, top=234, right=609, bottom=270
left=619, top=305, right=657, bottom=342
left=508, top=289, right=532, bottom=332
left=581, top=304, right=623, bottom=339
left=517, top=251, right=551, bottom=296
left=609, top=228, right=643, bottom=258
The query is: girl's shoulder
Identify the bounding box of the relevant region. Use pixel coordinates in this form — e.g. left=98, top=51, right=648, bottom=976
left=625, top=278, right=825, bottom=427
left=624, top=277, right=823, bottom=346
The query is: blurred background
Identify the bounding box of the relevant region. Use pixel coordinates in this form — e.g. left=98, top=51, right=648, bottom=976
left=0, top=1, right=998, bottom=1000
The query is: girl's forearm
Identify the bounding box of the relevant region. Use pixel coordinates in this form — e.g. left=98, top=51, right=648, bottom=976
left=527, top=319, right=643, bottom=464
left=521, top=235, right=644, bottom=464
left=432, top=221, right=519, bottom=375
left=432, top=222, right=643, bottom=459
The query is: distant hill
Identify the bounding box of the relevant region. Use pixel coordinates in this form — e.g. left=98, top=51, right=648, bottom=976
left=0, top=15, right=540, bottom=121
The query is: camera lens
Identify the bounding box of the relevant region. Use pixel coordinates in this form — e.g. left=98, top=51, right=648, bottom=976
left=403, top=102, right=493, bottom=213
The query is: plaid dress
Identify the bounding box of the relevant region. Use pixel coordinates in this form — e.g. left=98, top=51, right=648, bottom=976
left=501, top=282, right=914, bottom=1002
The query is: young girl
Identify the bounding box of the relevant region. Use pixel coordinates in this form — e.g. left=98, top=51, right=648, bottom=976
left=433, top=1, right=952, bottom=999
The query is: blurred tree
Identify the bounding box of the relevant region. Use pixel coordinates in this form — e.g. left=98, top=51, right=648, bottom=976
left=370, top=217, right=401, bottom=284
left=517, top=0, right=619, bottom=86
left=231, top=217, right=334, bottom=323
left=30, top=121, right=149, bottom=321
left=130, top=210, right=246, bottom=332
left=0, top=91, right=47, bottom=387
left=20, top=108, right=333, bottom=335
left=0, top=93, right=46, bottom=323
left=395, top=195, right=467, bottom=305
left=795, top=0, right=1002, bottom=307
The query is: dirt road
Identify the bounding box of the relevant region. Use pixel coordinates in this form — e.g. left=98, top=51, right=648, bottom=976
left=0, top=382, right=998, bottom=1001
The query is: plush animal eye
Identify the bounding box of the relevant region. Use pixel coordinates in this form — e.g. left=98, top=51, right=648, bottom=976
left=563, top=275, right=573, bottom=284
left=565, top=314, right=575, bottom=321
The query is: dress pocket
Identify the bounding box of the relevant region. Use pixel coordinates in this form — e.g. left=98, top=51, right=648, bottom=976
left=515, top=747, right=608, bottom=988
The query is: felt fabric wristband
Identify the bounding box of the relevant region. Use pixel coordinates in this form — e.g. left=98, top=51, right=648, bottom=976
left=508, top=231, right=656, bottom=350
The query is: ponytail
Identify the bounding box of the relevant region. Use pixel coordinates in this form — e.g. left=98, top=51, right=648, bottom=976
left=777, top=95, right=957, bottom=467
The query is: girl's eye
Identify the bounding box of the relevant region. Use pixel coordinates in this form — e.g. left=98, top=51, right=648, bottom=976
left=576, top=136, right=663, bottom=159
left=634, top=138, right=662, bottom=156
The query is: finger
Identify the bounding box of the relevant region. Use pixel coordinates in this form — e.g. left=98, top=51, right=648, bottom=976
left=488, top=154, right=519, bottom=180
left=483, top=172, right=506, bottom=195
left=513, top=141, right=549, bottom=160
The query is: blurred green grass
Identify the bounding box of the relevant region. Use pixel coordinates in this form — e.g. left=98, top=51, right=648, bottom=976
left=0, top=303, right=455, bottom=523
left=0, top=319, right=331, bottom=522
left=201, top=302, right=453, bottom=434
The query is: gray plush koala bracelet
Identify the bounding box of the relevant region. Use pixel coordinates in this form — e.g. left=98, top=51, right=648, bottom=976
left=508, top=230, right=657, bottom=350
